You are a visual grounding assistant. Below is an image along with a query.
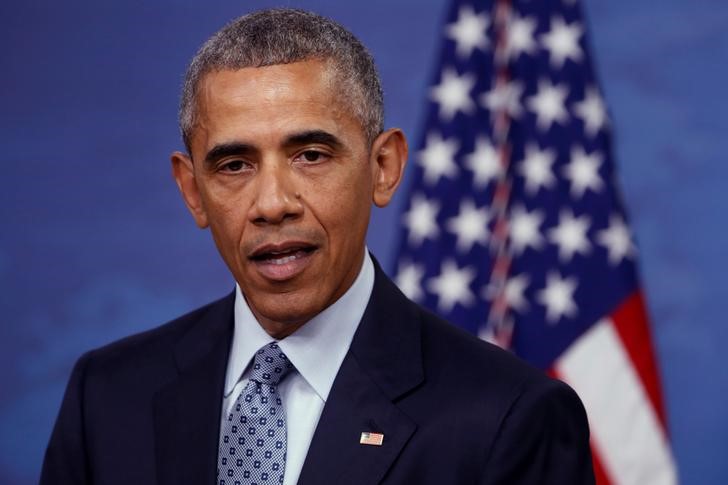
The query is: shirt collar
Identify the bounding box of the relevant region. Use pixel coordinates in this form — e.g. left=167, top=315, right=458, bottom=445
left=224, top=250, right=375, bottom=402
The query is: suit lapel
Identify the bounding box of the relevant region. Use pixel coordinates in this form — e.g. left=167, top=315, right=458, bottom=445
left=298, top=260, right=424, bottom=485
left=153, top=293, right=235, bottom=485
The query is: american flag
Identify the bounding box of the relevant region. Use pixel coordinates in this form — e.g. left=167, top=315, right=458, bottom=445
left=359, top=432, right=385, bottom=446
left=392, top=0, right=678, bottom=483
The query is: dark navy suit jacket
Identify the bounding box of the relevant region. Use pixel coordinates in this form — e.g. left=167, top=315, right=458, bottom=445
left=41, top=262, right=595, bottom=484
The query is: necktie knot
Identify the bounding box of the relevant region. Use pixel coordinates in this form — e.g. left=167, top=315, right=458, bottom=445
left=249, top=342, right=293, bottom=386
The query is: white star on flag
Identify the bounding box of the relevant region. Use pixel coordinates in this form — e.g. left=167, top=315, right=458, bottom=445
left=548, top=209, right=592, bottom=262
left=508, top=205, right=545, bottom=254
left=504, top=274, right=530, bottom=313
left=537, top=271, right=578, bottom=323
left=480, top=80, right=524, bottom=119
left=597, top=214, right=636, bottom=265
left=445, top=199, right=490, bottom=252
left=519, top=143, right=557, bottom=194
left=395, top=261, right=425, bottom=301
left=506, top=14, right=538, bottom=59
left=426, top=260, right=476, bottom=312
left=540, top=16, right=583, bottom=68
left=445, top=5, right=490, bottom=58
left=526, top=79, right=570, bottom=131
left=465, top=137, right=501, bottom=187
left=402, top=193, right=440, bottom=246
left=430, top=68, right=476, bottom=121
left=574, top=86, right=608, bottom=136
left=563, top=146, right=604, bottom=198
left=418, top=132, right=459, bottom=185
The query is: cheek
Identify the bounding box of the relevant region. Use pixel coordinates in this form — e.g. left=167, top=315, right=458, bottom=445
left=317, top=179, right=371, bottom=244
left=208, top=217, right=243, bottom=264
left=203, top=193, right=249, bottom=251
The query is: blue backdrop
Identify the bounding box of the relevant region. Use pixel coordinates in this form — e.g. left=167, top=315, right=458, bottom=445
left=1, top=0, right=726, bottom=483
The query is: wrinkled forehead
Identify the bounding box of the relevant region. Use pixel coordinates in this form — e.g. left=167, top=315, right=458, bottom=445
left=195, top=58, right=362, bottom=129
left=188, top=60, right=367, bottom=153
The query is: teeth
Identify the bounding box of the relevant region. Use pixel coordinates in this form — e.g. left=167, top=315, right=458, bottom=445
left=269, top=253, right=299, bottom=265
left=269, top=249, right=297, bottom=256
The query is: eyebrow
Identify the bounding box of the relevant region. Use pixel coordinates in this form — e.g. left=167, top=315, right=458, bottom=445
left=283, top=130, right=344, bottom=151
left=203, top=142, right=255, bottom=166
left=202, top=130, right=345, bottom=166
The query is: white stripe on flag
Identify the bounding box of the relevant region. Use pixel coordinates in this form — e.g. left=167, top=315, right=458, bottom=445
left=555, top=318, right=678, bottom=485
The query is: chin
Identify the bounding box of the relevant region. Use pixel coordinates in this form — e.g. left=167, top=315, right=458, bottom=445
left=251, top=293, right=323, bottom=328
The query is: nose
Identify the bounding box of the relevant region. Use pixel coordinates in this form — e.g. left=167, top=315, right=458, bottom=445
left=248, top=160, right=303, bottom=225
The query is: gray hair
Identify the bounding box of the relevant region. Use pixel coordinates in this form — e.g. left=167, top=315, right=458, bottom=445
left=179, top=8, right=384, bottom=153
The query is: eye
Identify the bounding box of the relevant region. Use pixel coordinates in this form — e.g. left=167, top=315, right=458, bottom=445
left=303, top=151, right=321, bottom=162
left=295, top=150, right=330, bottom=164
left=219, top=159, right=250, bottom=172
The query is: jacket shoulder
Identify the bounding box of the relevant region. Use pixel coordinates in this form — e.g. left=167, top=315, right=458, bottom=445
left=418, top=306, right=551, bottom=390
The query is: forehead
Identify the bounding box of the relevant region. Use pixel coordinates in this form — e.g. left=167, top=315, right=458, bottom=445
left=191, top=60, right=364, bottom=151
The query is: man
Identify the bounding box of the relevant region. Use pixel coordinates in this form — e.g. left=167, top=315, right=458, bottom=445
left=41, top=8, right=595, bottom=485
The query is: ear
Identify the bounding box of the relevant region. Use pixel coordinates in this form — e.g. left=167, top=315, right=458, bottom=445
left=171, top=151, right=209, bottom=228
left=370, top=128, right=408, bottom=208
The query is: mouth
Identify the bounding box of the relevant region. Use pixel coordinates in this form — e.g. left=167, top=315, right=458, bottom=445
left=248, top=242, right=318, bottom=281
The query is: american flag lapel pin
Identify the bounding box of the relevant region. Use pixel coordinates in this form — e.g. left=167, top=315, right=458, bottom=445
left=359, top=431, right=384, bottom=446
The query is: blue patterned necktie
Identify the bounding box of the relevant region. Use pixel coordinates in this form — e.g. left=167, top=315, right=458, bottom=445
left=218, top=342, right=294, bottom=485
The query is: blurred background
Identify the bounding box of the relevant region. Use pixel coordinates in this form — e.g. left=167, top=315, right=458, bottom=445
left=1, top=0, right=726, bottom=483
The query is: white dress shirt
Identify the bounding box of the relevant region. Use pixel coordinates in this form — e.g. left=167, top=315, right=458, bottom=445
left=221, top=251, right=374, bottom=485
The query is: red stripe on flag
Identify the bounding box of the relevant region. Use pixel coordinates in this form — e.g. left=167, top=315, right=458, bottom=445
left=591, top=449, right=613, bottom=485
left=610, top=290, right=668, bottom=430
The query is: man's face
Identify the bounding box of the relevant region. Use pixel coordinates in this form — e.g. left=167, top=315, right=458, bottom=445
left=173, top=60, right=404, bottom=337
